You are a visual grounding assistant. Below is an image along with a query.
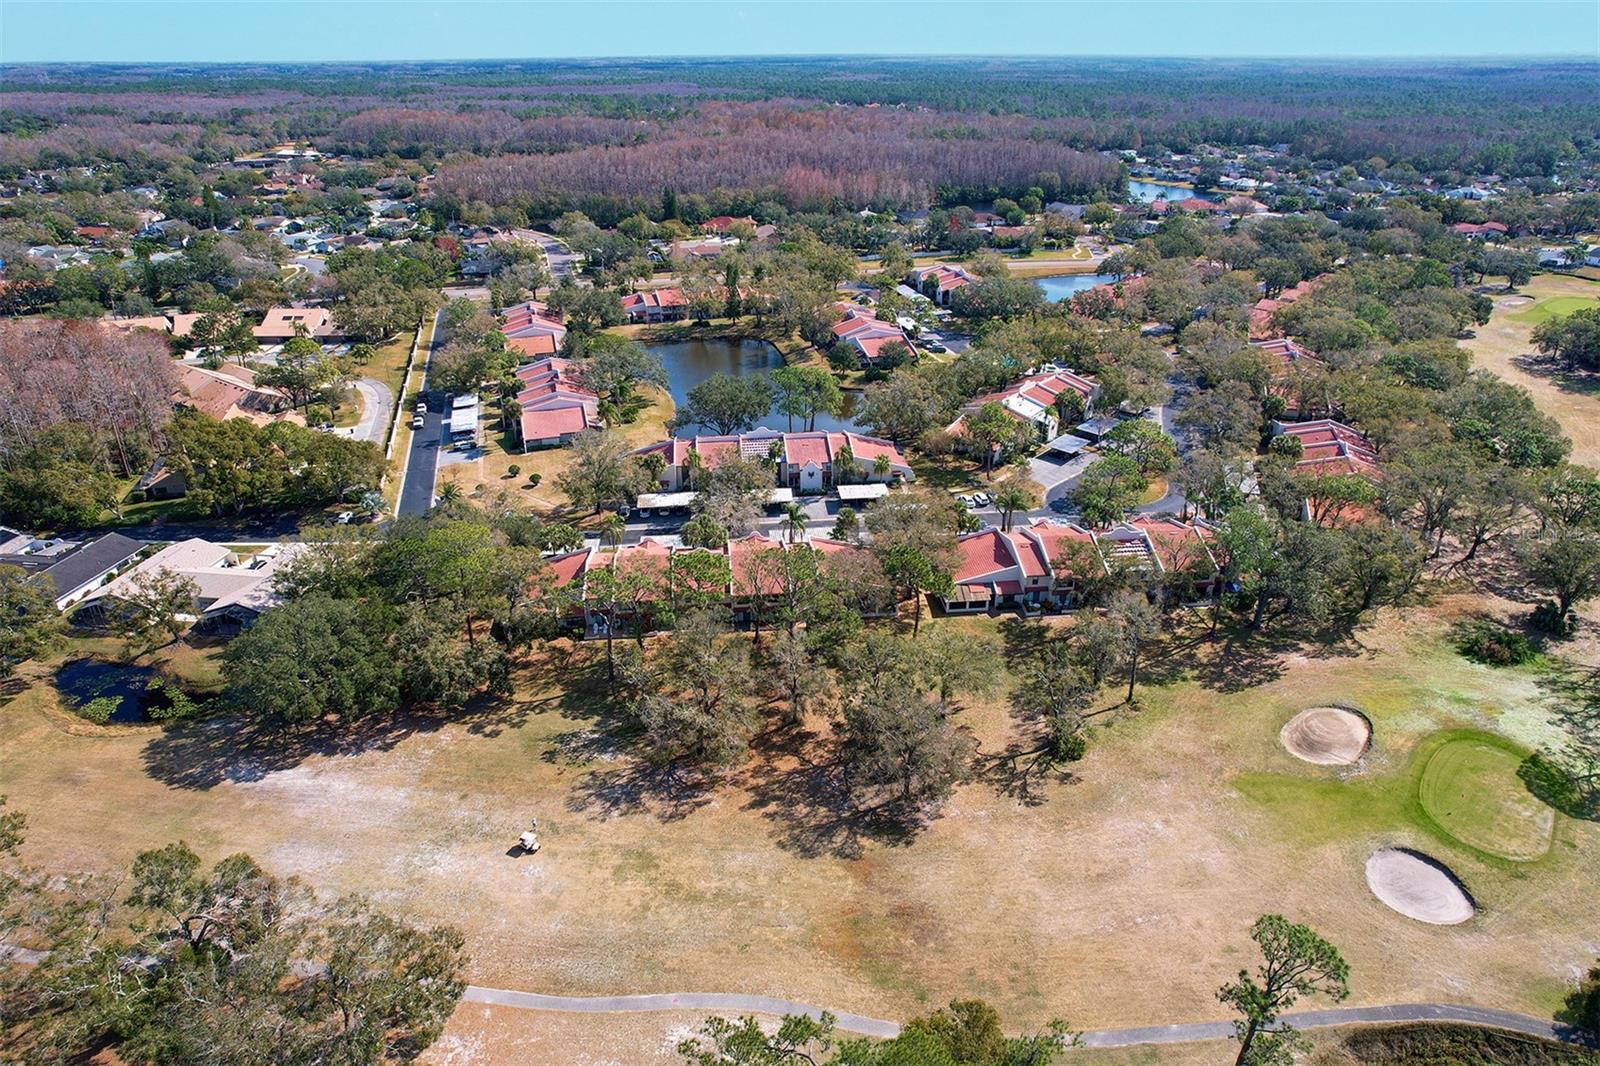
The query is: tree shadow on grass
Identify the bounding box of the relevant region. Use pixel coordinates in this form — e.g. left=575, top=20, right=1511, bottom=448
left=1173, top=619, right=1369, bottom=695
left=140, top=643, right=609, bottom=790
left=995, top=615, right=1061, bottom=663
left=739, top=727, right=923, bottom=860
left=1509, top=352, right=1600, bottom=399
left=560, top=750, right=721, bottom=823
left=974, top=741, right=1082, bottom=808
left=140, top=706, right=452, bottom=791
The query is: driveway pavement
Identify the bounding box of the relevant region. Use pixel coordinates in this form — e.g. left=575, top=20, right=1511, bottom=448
left=333, top=377, right=392, bottom=445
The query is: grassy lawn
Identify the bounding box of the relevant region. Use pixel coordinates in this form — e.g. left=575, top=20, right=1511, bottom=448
left=1233, top=727, right=1555, bottom=867
left=1508, top=293, right=1600, bottom=325
left=1008, top=245, right=1093, bottom=263
left=1417, top=734, right=1553, bottom=862
left=1462, top=273, right=1600, bottom=468
left=4, top=592, right=1594, bottom=1061
left=909, top=453, right=988, bottom=492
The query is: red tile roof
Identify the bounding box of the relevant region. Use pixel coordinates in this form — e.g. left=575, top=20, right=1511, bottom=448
left=520, top=406, right=590, bottom=441
left=953, top=530, right=1017, bottom=584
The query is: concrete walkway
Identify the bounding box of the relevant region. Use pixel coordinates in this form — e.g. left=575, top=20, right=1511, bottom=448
left=458, top=985, right=1596, bottom=1049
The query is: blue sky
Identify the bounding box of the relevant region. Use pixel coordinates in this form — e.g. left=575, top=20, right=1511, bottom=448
left=3, top=0, right=1597, bottom=63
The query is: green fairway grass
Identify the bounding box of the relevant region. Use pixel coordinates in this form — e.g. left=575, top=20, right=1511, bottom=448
left=1234, top=729, right=1557, bottom=865
left=1418, top=735, right=1554, bottom=861
left=1508, top=294, right=1600, bottom=325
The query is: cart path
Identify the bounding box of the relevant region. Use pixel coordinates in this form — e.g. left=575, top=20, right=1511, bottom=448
left=460, top=986, right=1595, bottom=1048
left=2, top=949, right=1589, bottom=1048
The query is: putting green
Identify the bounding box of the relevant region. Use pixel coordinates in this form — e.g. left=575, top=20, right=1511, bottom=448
left=1418, top=736, right=1554, bottom=861
left=1509, top=295, right=1600, bottom=325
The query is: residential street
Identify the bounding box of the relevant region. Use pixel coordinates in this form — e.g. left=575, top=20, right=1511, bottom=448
left=529, top=230, right=580, bottom=284
left=396, top=310, right=445, bottom=517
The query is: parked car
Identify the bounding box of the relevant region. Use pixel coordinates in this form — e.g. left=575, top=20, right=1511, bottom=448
left=411, top=415, right=425, bottom=429
left=971, top=493, right=991, bottom=508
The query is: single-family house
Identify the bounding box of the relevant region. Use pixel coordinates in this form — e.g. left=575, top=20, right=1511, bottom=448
left=907, top=264, right=977, bottom=306
left=702, top=215, right=756, bottom=234
left=1271, top=419, right=1383, bottom=525
left=1451, top=221, right=1509, bottom=240
left=73, top=539, right=306, bottom=633
left=832, top=305, right=916, bottom=367
left=253, top=306, right=343, bottom=343
left=177, top=364, right=293, bottom=424
left=0, top=530, right=145, bottom=611
left=621, top=287, right=689, bottom=323
left=1249, top=274, right=1329, bottom=340
left=945, top=368, right=1100, bottom=444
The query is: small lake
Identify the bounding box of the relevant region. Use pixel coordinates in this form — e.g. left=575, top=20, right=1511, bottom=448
left=1034, top=273, right=1106, bottom=303
left=55, top=658, right=159, bottom=724
left=646, top=338, right=862, bottom=437
left=1128, top=179, right=1221, bottom=204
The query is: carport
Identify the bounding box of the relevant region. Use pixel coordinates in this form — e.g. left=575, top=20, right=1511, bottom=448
left=1044, top=433, right=1091, bottom=457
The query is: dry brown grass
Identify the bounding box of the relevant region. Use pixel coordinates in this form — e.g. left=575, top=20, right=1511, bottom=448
left=3, top=595, right=1595, bottom=1061
left=1461, top=274, right=1600, bottom=468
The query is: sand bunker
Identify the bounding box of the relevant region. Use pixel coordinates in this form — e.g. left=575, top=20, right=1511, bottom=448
left=1365, top=849, right=1475, bottom=925
left=1280, top=707, right=1371, bottom=765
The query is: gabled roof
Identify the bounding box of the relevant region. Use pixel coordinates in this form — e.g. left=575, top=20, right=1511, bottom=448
left=6, top=533, right=143, bottom=602
left=1018, top=521, right=1106, bottom=579
left=783, top=433, right=832, bottom=468
left=254, top=306, right=338, bottom=340
left=521, top=406, right=591, bottom=441
left=1122, top=516, right=1218, bottom=574
left=952, top=529, right=1021, bottom=585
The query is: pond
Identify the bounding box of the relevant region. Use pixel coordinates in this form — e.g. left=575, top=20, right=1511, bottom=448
left=646, top=338, right=862, bottom=437
left=1034, top=273, right=1106, bottom=303
left=1128, top=179, right=1221, bottom=204
left=54, top=658, right=159, bottom=724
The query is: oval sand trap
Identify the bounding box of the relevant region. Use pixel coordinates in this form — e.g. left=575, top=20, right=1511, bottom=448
left=1280, top=706, right=1371, bottom=765
left=1365, top=849, right=1475, bottom=925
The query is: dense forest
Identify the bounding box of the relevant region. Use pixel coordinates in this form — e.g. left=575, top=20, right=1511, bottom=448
left=3, top=58, right=1596, bottom=212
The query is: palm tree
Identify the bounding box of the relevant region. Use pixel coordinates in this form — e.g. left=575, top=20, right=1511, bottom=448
left=601, top=513, right=626, bottom=550
left=434, top=482, right=462, bottom=509
left=992, top=483, right=1039, bottom=532
left=781, top=503, right=808, bottom=544
left=873, top=454, right=893, bottom=480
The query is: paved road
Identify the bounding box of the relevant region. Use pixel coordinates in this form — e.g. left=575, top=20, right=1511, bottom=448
left=457, top=985, right=1594, bottom=1047
left=397, top=312, right=445, bottom=518
left=529, top=230, right=580, bottom=283
left=335, top=377, right=392, bottom=445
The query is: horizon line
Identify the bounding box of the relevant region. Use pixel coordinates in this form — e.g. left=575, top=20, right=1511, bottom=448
left=4, top=52, right=1599, bottom=67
